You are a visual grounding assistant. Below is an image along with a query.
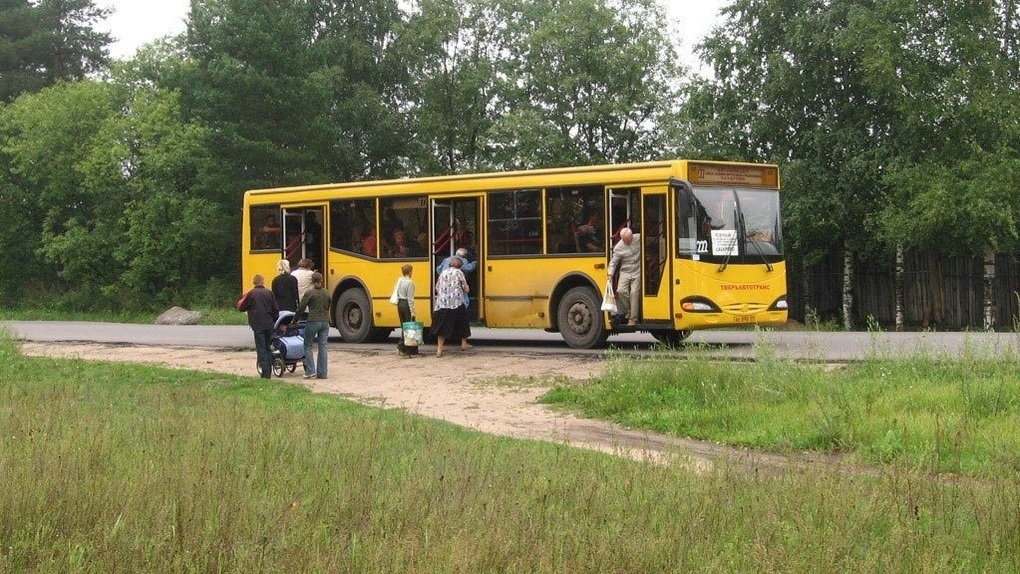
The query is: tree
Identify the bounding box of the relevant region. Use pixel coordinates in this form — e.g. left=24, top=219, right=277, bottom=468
left=690, top=0, right=996, bottom=328
left=1, top=80, right=126, bottom=306
left=484, top=0, right=683, bottom=169
left=398, top=0, right=500, bottom=174
left=183, top=0, right=409, bottom=192
left=304, top=0, right=411, bottom=179
left=0, top=0, right=111, bottom=102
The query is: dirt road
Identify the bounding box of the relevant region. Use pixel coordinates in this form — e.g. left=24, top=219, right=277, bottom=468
left=19, top=341, right=840, bottom=472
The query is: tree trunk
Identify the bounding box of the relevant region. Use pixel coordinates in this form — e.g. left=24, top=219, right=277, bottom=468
left=842, top=242, right=854, bottom=330
left=895, top=245, right=904, bottom=331
left=983, top=250, right=996, bottom=331
left=802, top=257, right=812, bottom=326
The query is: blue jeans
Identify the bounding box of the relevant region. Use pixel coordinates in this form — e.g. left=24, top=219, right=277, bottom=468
left=253, top=328, right=274, bottom=378
left=303, top=321, right=330, bottom=378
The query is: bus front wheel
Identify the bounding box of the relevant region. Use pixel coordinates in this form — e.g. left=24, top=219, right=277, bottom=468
left=557, top=286, right=609, bottom=349
left=335, top=288, right=375, bottom=343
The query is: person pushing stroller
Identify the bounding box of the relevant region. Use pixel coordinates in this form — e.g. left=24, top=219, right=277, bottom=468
left=291, top=271, right=331, bottom=379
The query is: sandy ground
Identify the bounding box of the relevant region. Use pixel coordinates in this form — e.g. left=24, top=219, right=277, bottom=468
left=18, top=341, right=842, bottom=473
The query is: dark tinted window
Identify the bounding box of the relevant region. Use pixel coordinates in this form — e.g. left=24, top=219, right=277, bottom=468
left=488, top=189, right=542, bottom=256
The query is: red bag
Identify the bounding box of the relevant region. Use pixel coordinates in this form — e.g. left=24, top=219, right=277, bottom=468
left=236, top=289, right=252, bottom=311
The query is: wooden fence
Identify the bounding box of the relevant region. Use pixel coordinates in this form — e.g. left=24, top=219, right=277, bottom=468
left=786, top=249, right=1020, bottom=330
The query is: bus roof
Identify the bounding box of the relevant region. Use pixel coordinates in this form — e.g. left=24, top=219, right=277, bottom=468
left=244, top=159, right=779, bottom=199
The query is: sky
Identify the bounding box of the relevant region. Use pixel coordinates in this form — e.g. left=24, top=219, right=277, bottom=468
left=96, top=0, right=725, bottom=72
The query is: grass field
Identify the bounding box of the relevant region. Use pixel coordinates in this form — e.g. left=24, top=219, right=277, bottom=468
left=1, top=335, right=1018, bottom=572
left=542, top=343, right=1020, bottom=477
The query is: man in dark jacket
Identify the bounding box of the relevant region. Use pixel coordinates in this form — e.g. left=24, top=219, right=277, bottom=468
left=238, top=274, right=279, bottom=378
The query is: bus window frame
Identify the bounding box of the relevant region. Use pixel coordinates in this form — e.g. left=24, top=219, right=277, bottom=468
left=250, top=204, right=282, bottom=253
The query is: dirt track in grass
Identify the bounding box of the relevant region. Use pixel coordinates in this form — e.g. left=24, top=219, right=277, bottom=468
left=19, top=341, right=846, bottom=474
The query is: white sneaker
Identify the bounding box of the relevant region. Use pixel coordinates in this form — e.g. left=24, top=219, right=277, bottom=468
left=302, top=374, right=316, bottom=379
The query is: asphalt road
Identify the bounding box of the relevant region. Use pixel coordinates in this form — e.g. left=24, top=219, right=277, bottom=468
left=5, top=320, right=1020, bottom=361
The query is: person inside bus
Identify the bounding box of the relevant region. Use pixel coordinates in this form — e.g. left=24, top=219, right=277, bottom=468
left=644, top=219, right=667, bottom=294
left=436, top=218, right=476, bottom=258
left=453, top=219, right=476, bottom=258
left=361, top=227, right=377, bottom=257
left=303, top=211, right=323, bottom=268
left=608, top=227, right=641, bottom=326
left=576, top=209, right=603, bottom=252
left=258, top=214, right=281, bottom=248
left=385, top=229, right=420, bottom=258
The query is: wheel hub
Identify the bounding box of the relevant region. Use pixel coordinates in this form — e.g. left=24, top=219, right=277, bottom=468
left=567, top=302, right=591, bottom=334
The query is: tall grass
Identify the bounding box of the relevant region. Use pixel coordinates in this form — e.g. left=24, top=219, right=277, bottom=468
left=542, top=343, right=1020, bottom=476
left=1, top=336, right=1018, bottom=572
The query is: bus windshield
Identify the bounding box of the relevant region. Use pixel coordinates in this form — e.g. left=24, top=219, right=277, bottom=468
left=676, top=185, right=783, bottom=262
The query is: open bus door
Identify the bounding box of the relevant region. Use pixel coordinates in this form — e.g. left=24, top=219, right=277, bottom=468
left=640, top=189, right=671, bottom=323
left=606, top=187, right=671, bottom=325
left=430, top=196, right=482, bottom=323
left=282, top=206, right=326, bottom=272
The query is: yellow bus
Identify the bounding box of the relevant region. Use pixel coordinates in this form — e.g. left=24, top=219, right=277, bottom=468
left=241, top=160, right=787, bottom=348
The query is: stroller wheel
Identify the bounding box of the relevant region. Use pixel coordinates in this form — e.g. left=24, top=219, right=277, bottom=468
left=272, top=358, right=285, bottom=378
left=287, top=363, right=297, bottom=373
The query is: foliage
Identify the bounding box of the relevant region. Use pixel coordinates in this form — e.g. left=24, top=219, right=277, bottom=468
left=398, top=0, right=499, bottom=174
left=0, top=0, right=111, bottom=102
left=0, top=77, right=229, bottom=310
left=184, top=0, right=410, bottom=190
left=483, top=0, right=682, bottom=169
left=689, top=0, right=1020, bottom=262
left=1, top=80, right=126, bottom=306
left=878, top=151, right=1020, bottom=254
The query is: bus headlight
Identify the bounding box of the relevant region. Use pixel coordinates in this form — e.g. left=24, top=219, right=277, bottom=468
left=680, top=297, right=721, bottom=313
left=768, top=295, right=788, bottom=311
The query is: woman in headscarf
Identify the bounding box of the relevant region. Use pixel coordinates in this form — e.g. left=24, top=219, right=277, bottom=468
left=432, top=257, right=471, bottom=357
left=271, top=259, right=299, bottom=314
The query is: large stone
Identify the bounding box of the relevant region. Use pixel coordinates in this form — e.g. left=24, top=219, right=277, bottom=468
left=155, top=306, right=204, bottom=325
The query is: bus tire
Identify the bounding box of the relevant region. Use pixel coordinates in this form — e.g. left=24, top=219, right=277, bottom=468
left=651, top=329, right=691, bottom=347
left=335, top=288, right=375, bottom=343
left=557, top=286, right=609, bottom=349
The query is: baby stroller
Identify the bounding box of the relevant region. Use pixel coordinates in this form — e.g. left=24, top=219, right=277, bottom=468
left=257, top=311, right=305, bottom=377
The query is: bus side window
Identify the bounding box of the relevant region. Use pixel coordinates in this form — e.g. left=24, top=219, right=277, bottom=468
left=330, top=199, right=377, bottom=258
left=252, top=206, right=281, bottom=250
left=489, top=189, right=541, bottom=256
left=546, top=185, right=603, bottom=254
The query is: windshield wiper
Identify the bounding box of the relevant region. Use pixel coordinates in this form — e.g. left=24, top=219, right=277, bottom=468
left=745, top=232, right=774, bottom=272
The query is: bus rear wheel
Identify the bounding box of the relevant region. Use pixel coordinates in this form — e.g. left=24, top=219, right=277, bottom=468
left=557, top=286, right=609, bottom=349
left=651, top=329, right=691, bottom=347
left=335, top=288, right=376, bottom=343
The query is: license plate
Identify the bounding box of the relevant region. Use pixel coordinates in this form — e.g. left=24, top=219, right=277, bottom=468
left=734, top=315, right=756, bottom=324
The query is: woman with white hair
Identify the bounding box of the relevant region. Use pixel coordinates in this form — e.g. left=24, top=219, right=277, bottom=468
left=271, top=259, right=299, bottom=313
left=432, top=256, right=472, bottom=357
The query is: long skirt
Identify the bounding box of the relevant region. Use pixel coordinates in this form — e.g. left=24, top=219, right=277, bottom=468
left=431, top=305, right=470, bottom=342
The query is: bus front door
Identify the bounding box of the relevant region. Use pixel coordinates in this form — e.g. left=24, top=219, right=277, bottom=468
left=607, top=187, right=670, bottom=324
left=640, top=190, right=671, bottom=323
